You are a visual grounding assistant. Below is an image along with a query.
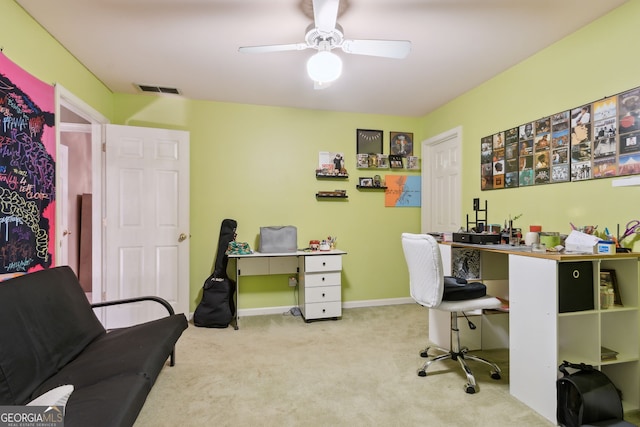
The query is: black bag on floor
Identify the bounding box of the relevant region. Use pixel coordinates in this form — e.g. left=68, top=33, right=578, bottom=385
left=557, top=360, right=635, bottom=427
left=193, top=219, right=237, bottom=328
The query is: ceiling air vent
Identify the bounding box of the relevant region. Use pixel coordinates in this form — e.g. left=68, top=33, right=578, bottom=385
left=135, top=84, right=181, bottom=95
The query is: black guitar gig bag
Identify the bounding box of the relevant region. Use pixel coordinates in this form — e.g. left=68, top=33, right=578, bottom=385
left=194, top=219, right=237, bottom=328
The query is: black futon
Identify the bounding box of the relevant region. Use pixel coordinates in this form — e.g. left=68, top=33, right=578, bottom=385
left=0, top=266, right=188, bottom=426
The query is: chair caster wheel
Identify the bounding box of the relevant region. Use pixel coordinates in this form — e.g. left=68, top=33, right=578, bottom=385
left=491, top=372, right=501, bottom=380
left=465, top=384, right=476, bottom=394
left=419, top=351, right=429, bottom=358
left=417, top=370, right=427, bottom=377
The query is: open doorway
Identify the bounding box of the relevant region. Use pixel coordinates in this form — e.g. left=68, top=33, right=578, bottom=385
left=57, top=85, right=108, bottom=302
left=59, top=114, right=92, bottom=294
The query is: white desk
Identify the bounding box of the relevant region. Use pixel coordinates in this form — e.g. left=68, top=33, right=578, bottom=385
left=228, top=250, right=347, bottom=328
left=439, top=243, right=640, bottom=423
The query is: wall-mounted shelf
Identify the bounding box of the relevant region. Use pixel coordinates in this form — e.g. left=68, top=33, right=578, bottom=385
left=356, top=186, right=387, bottom=190
left=316, top=173, right=349, bottom=179
left=316, top=193, right=348, bottom=199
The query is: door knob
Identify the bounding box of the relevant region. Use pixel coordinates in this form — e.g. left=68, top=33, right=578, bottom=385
left=178, top=233, right=188, bottom=242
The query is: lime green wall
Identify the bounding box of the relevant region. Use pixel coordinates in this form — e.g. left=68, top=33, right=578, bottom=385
left=421, top=1, right=640, bottom=251
left=6, top=0, right=640, bottom=312
left=112, top=95, right=422, bottom=310
left=2, top=1, right=113, bottom=119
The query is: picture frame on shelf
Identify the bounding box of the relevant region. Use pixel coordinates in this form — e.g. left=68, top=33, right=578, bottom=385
left=389, top=155, right=404, bottom=169
left=317, top=151, right=348, bottom=177
left=407, top=156, right=419, bottom=170
left=390, top=132, right=414, bottom=157
left=600, top=269, right=622, bottom=306
left=367, top=154, right=379, bottom=168
left=359, top=177, right=373, bottom=187
left=377, top=154, right=389, bottom=168
left=357, top=153, right=369, bottom=168
left=357, top=129, right=383, bottom=154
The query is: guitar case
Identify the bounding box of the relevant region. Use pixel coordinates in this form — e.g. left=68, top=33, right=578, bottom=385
left=193, top=219, right=237, bottom=328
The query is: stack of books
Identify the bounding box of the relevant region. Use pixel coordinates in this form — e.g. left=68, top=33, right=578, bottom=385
left=601, top=346, right=619, bottom=361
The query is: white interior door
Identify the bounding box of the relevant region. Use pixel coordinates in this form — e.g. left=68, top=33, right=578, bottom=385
left=421, top=127, right=462, bottom=233
left=103, top=124, right=190, bottom=328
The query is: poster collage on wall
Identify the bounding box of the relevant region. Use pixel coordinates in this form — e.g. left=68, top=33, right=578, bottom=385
left=481, top=86, right=640, bottom=190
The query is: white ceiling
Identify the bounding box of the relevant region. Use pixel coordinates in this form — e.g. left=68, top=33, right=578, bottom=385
left=16, top=0, right=628, bottom=117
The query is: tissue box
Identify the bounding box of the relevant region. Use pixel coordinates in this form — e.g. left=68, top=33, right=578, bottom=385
left=564, top=230, right=599, bottom=254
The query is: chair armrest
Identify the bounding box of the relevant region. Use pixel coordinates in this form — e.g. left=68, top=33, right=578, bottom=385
left=91, top=296, right=179, bottom=366
left=91, top=296, right=175, bottom=316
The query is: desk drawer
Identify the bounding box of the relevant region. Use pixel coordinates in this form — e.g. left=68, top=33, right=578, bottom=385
left=304, top=272, right=341, bottom=287
left=304, top=301, right=342, bottom=319
left=305, top=285, right=341, bottom=303
left=305, top=255, right=342, bottom=273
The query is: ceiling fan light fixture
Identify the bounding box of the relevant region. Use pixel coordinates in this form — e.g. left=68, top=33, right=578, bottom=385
left=306, top=50, right=342, bottom=83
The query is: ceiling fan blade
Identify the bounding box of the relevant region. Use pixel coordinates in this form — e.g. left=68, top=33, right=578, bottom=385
left=238, top=43, right=309, bottom=54
left=313, top=0, right=339, bottom=33
left=341, top=39, right=411, bottom=59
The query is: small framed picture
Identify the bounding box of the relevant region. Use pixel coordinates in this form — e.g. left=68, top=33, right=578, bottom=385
left=389, top=155, right=404, bottom=169
left=358, top=177, right=374, bottom=187
left=377, top=154, right=389, bottom=168
left=600, top=269, right=622, bottom=306
left=357, top=129, right=383, bottom=154
left=357, top=153, right=369, bottom=168
left=390, top=132, right=414, bottom=157
left=407, top=156, right=419, bottom=170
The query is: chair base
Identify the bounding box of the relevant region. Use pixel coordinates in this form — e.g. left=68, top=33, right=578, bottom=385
left=417, top=312, right=501, bottom=394
left=418, top=346, right=501, bottom=393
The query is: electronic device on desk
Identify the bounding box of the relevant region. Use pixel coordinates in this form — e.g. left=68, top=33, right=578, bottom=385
left=452, top=232, right=501, bottom=245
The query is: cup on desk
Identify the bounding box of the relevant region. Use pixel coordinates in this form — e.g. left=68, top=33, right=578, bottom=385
left=525, top=232, right=540, bottom=246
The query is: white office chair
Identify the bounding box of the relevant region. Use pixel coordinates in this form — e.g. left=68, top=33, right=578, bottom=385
left=401, top=232, right=502, bottom=394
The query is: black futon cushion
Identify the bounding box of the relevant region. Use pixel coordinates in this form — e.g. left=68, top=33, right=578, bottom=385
left=443, top=276, right=487, bottom=301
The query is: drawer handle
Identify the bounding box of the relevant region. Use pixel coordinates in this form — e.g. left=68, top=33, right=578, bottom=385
left=322, top=277, right=325, bottom=281
left=322, top=293, right=325, bottom=297
left=322, top=262, right=326, bottom=266
left=322, top=308, right=326, bottom=313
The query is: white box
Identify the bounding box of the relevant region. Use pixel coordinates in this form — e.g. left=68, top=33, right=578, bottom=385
left=564, top=230, right=599, bottom=254
left=597, top=241, right=615, bottom=254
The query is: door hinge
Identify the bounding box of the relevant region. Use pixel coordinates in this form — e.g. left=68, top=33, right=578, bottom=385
left=102, top=291, right=107, bottom=301
left=102, top=142, right=106, bottom=152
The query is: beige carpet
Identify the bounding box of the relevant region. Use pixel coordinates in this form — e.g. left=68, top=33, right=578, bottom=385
left=134, top=304, right=556, bottom=426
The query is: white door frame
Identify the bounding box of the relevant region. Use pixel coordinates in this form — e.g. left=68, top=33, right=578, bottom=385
left=56, top=85, right=109, bottom=302
left=421, top=126, right=462, bottom=233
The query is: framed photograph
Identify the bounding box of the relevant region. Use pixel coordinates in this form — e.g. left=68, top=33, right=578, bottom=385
left=358, top=177, right=373, bottom=187
left=357, top=129, right=383, bottom=154
left=390, top=132, right=414, bottom=157
left=600, top=269, right=622, bottom=306
left=357, top=153, right=369, bottom=168
left=407, top=156, right=419, bottom=169
left=376, top=154, right=389, bottom=168
left=389, top=155, right=403, bottom=169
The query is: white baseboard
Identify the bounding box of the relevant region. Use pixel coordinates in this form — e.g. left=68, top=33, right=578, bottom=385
left=189, top=297, right=415, bottom=320
left=237, top=297, right=414, bottom=318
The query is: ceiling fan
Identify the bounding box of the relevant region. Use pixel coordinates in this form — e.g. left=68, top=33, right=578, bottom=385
left=238, top=0, right=411, bottom=88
